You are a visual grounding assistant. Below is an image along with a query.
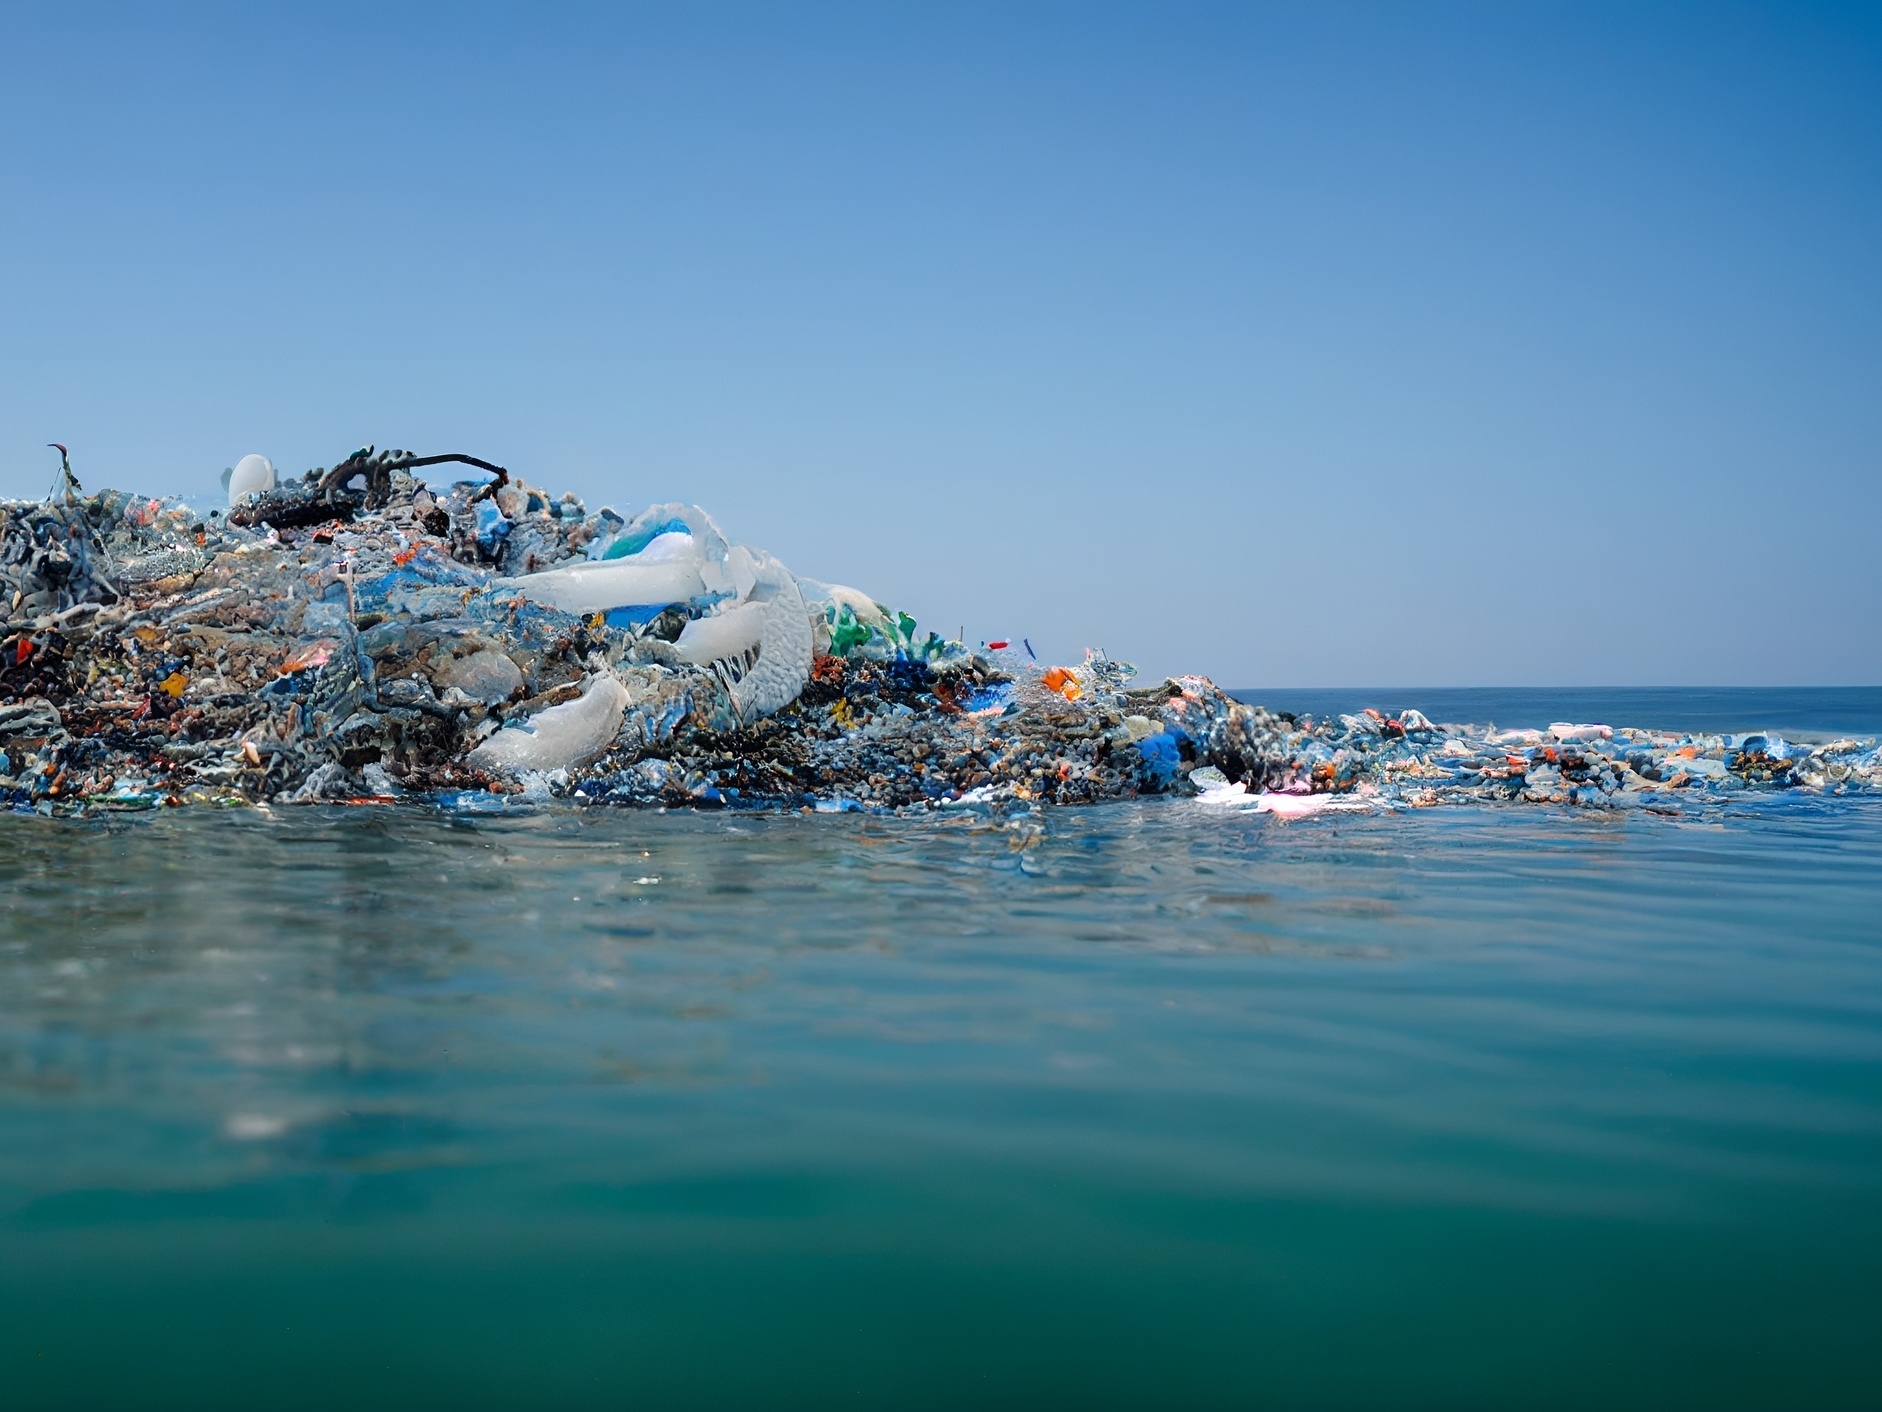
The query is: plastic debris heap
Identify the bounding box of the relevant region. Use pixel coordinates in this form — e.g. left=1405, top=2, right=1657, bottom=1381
left=3, top=447, right=1878, bottom=816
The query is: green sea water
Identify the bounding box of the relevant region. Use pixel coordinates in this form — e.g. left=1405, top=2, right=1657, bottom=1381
left=4, top=694, right=1881, bottom=1408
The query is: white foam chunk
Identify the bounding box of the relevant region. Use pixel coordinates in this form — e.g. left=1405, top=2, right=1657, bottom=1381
left=497, top=557, right=707, bottom=616
left=467, top=675, right=632, bottom=774
left=227, top=454, right=276, bottom=505
left=731, top=575, right=813, bottom=722
left=672, top=599, right=769, bottom=666
left=1549, top=722, right=1613, bottom=742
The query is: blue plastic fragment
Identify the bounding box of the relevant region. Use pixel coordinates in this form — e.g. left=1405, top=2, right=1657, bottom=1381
left=960, top=682, right=1012, bottom=714
left=474, top=500, right=511, bottom=555
left=1136, top=730, right=1183, bottom=787
left=604, top=604, right=676, bottom=629
left=600, top=518, right=692, bottom=560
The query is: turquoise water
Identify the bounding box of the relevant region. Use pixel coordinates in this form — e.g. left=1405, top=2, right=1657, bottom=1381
left=4, top=690, right=1881, bottom=1408
left=1234, top=685, right=1882, bottom=740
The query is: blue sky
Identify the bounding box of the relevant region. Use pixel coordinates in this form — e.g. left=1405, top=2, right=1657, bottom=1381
left=2, top=2, right=1877, bottom=685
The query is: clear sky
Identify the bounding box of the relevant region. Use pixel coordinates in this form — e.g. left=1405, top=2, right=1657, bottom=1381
left=2, top=2, right=1877, bottom=685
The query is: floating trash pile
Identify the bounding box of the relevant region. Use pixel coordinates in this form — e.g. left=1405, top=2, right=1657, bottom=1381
left=1186, top=708, right=1882, bottom=817
left=3, top=447, right=1878, bottom=816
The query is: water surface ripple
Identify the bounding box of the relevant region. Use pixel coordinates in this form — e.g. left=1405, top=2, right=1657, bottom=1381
left=4, top=788, right=1880, bottom=1408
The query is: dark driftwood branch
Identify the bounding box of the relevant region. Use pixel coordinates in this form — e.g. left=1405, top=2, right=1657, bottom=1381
left=398, top=453, right=509, bottom=480
left=404, top=454, right=510, bottom=504
left=232, top=447, right=517, bottom=529
left=318, top=450, right=511, bottom=509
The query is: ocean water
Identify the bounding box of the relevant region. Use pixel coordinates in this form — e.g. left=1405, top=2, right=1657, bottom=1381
left=3, top=690, right=1880, bottom=1409
left=1232, top=685, right=1882, bottom=741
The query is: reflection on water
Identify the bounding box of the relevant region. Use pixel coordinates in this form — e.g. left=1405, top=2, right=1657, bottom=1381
left=3, top=794, right=1881, bottom=1409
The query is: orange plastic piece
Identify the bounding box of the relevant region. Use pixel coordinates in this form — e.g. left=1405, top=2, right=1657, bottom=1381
left=1042, top=666, right=1083, bottom=701
left=279, top=639, right=339, bottom=674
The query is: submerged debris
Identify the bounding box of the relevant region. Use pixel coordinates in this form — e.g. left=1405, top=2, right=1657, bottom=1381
left=2, top=446, right=1878, bottom=818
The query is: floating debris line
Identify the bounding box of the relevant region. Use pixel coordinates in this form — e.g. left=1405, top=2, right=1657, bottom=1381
left=2, top=447, right=1877, bottom=815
